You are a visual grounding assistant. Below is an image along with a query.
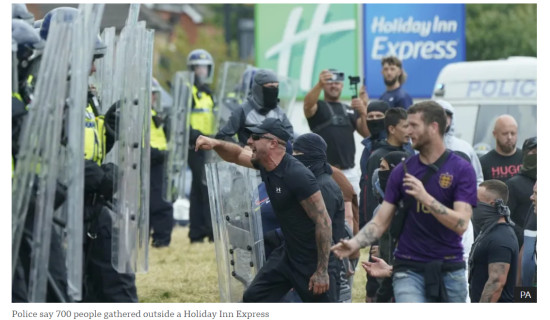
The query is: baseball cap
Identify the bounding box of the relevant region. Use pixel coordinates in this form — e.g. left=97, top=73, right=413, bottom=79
left=247, top=118, right=292, bottom=142
left=367, top=100, right=389, bottom=114
left=522, top=136, right=537, bottom=152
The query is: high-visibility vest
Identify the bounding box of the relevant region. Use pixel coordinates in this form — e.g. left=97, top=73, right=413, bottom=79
left=190, top=85, right=215, bottom=136
left=84, top=104, right=104, bottom=165
left=150, top=110, right=168, bottom=151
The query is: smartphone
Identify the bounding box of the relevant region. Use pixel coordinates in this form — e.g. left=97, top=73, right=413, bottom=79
left=401, top=157, right=408, bottom=174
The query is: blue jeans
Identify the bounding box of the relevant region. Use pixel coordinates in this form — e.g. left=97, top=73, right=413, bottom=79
left=392, top=268, right=467, bottom=302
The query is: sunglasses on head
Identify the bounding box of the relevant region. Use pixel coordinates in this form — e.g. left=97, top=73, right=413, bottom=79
left=250, top=133, right=285, bottom=145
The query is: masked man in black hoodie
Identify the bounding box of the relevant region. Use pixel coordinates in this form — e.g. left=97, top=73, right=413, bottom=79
left=215, top=69, right=294, bottom=145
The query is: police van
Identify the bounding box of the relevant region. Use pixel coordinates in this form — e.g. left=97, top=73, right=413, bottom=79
left=432, top=56, right=537, bottom=156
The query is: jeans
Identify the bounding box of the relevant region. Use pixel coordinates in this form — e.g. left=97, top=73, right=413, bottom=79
left=392, top=268, right=467, bottom=302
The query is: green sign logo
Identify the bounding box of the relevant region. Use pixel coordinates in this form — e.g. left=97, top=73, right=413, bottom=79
left=256, top=4, right=359, bottom=99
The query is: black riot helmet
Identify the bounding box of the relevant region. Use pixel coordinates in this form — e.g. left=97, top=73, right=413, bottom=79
left=12, top=19, right=45, bottom=95
left=12, top=4, right=34, bottom=26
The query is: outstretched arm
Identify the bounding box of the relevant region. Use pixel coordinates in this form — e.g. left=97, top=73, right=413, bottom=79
left=300, top=190, right=332, bottom=295
left=195, top=135, right=254, bottom=169
left=304, top=70, right=331, bottom=118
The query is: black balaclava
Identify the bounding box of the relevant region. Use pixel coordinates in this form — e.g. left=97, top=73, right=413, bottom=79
left=366, top=100, right=389, bottom=138
left=293, top=133, right=332, bottom=177
left=520, top=137, right=537, bottom=180
left=472, top=199, right=513, bottom=238
left=250, top=69, right=279, bottom=114
left=378, top=151, right=409, bottom=192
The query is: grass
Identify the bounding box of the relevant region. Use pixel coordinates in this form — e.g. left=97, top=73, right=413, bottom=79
left=136, top=225, right=371, bottom=303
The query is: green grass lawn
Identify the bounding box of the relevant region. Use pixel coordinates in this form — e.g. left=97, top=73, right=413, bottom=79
left=136, top=225, right=371, bottom=303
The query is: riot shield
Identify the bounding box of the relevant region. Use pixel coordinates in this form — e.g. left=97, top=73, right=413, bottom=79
left=12, top=13, right=72, bottom=302
left=93, top=27, right=116, bottom=113
left=12, top=39, right=18, bottom=94
left=110, top=18, right=152, bottom=274
left=206, top=162, right=265, bottom=302
left=59, top=3, right=104, bottom=301
left=162, top=71, right=193, bottom=202
left=276, top=75, right=298, bottom=115
left=214, top=62, right=252, bottom=133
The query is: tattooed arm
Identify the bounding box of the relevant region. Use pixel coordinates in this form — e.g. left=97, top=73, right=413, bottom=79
left=331, top=201, right=395, bottom=259
left=402, top=173, right=472, bottom=235
left=300, top=190, right=332, bottom=295
left=479, top=262, right=510, bottom=302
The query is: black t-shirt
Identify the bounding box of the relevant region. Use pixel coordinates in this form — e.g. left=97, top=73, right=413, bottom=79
left=506, top=173, right=535, bottom=229
left=480, top=149, right=523, bottom=182
left=469, top=223, right=518, bottom=302
left=307, top=101, right=358, bottom=169
left=316, top=173, right=346, bottom=243
left=259, top=154, right=320, bottom=267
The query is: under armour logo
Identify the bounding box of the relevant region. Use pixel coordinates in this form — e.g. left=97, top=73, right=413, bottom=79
left=275, top=187, right=282, bottom=193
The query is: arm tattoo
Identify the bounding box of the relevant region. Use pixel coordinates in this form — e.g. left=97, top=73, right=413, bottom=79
left=480, top=263, right=508, bottom=302
left=454, top=218, right=466, bottom=230
left=302, top=193, right=332, bottom=273
left=355, top=221, right=380, bottom=248
left=428, top=198, right=448, bottom=215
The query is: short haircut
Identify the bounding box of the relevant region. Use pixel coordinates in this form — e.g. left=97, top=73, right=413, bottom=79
left=407, top=101, right=447, bottom=137
left=479, top=179, right=509, bottom=204
left=381, top=56, right=407, bottom=84
left=384, top=107, right=408, bottom=134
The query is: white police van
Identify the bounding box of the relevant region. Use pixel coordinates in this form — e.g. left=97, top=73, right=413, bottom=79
left=432, top=56, right=536, bottom=156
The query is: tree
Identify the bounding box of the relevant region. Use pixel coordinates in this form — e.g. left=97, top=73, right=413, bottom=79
left=466, top=4, right=536, bottom=60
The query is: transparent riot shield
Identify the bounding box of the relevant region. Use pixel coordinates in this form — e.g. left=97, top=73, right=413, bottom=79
left=12, top=14, right=72, bottom=302
left=206, top=162, right=265, bottom=302
left=110, top=18, right=152, bottom=274
left=162, top=71, right=193, bottom=202
left=93, top=27, right=116, bottom=113
left=214, top=62, right=252, bottom=133
left=57, top=3, right=104, bottom=301
left=276, top=75, right=298, bottom=115
left=12, top=40, right=18, bottom=93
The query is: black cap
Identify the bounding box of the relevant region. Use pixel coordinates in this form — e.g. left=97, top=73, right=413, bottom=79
left=522, top=136, right=537, bottom=152
left=247, top=118, right=291, bottom=142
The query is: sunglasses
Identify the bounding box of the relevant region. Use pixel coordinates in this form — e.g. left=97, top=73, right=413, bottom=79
left=250, top=133, right=285, bottom=145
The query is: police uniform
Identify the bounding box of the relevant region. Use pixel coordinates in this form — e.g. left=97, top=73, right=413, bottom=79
left=82, top=94, right=138, bottom=302
left=188, top=84, right=215, bottom=242
left=149, top=110, right=174, bottom=247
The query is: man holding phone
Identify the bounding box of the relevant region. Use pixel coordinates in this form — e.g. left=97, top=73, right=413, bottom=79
left=304, top=69, right=370, bottom=195
left=332, top=101, right=477, bottom=302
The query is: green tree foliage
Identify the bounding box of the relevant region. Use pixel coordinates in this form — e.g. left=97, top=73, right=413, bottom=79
left=466, top=4, right=536, bottom=60
left=155, top=25, right=239, bottom=91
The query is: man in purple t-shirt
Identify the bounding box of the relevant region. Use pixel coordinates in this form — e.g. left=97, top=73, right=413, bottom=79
left=332, top=101, right=477, bottom=302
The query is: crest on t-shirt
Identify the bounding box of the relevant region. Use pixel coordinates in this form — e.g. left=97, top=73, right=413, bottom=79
left=439, top=173, right=453, bottom=189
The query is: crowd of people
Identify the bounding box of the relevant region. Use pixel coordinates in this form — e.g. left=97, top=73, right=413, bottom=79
left=13, top=4, right=536, bottom=303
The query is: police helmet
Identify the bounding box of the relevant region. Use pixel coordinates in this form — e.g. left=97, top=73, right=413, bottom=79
left=12, top=19, right=45, bottom=63
left=151, top=78, right=162, bottom=112
left=12, top=4, right=34, bottom=26
left=39, top=7, right=79, bottom=40
left=186, top=49, right=214, bottom=84
left=94, top=34, right=107, bottom=59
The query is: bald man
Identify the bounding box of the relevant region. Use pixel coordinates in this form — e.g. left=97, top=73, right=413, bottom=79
left=479, top=115, right=523, bottom=182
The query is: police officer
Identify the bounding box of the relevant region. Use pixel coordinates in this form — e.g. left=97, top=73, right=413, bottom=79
left=12, top=4, right=35, bottom=26
left=40, top=6, right=137, bottom=302
left=149, top=78, right=174, bottom=247
left=187, top=49, right=216, bottom=243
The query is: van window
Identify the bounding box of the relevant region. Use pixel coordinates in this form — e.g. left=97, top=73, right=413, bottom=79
left=472, top=104, right=537, bottom=155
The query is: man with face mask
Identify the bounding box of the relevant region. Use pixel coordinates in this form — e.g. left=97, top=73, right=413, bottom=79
left=215, top=69, right=294, bottom=146
left=304, top=69, right=370, bottom=196
left=469, top=180, right=518, bottom=302
left=480, top=115, right=523, bottom=182
left=505, top=137, right=536, bottom=272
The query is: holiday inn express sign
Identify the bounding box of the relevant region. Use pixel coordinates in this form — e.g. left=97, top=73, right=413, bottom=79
left=255, top=4, right=465, bottom=99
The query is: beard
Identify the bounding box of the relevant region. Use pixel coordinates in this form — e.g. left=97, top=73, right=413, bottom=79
left=384, top=76, right=398, bottom=87
left=497, top=140, right=516, bottom=154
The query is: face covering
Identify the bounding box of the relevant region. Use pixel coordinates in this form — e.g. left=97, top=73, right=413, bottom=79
left=378, top=169, right=391, bottom=192
left=294, top=154, right=332, bottom=177
left=262, top=86, right=279, bottom=110
left=520, top=153, right=537, bottom=180
left=472, top=200, right=512, bottom=237
left=367, top=118, right=385, bottom=138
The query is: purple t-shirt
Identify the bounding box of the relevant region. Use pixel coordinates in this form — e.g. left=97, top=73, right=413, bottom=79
left=384, top=152, right=477, bottom=262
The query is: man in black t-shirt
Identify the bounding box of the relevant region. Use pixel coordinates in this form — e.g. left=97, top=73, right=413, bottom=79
left=470, top=180, right=518, bottom=302
left=480, top=115, right=523, bottom=182
left=304, top=69, right=370, bottom=195
left=195, top=118, right=338, bottom=302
